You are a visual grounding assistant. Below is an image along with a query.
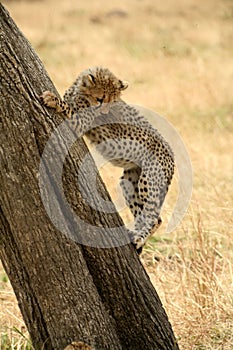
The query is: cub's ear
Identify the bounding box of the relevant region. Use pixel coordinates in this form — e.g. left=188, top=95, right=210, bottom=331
left=82, top=74, right=96, bottom=87
left=119, top=80, right=128, bottom=90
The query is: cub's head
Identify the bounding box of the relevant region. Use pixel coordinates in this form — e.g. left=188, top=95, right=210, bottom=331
left=78, top=67, right=128, bottom=113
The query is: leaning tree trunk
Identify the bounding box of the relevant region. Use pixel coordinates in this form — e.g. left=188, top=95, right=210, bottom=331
left=0, top=4, right=179, bottom=350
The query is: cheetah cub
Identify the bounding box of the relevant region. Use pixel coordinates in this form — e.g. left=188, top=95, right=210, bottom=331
left=41, top=67, right=174, bottom=253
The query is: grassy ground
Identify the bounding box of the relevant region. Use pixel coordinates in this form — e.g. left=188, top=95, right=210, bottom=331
left=1, top=0, right=233, bottom=349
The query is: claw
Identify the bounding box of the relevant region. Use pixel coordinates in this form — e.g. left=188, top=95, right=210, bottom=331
left=131, top=241, right=144, bottom=255
left=128, top=230, right=145, bottom=254
left=40, top=91, right=57, bottom=108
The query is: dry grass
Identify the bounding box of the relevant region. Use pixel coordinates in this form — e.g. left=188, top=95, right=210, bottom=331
left=1, top=0, right=233, bottom=349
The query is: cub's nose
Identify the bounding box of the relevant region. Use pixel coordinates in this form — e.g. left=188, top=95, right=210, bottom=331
left=97, top=97, right=104, bottom=104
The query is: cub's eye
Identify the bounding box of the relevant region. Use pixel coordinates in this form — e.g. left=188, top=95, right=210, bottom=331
left=96, top=97, right=104, bottom=103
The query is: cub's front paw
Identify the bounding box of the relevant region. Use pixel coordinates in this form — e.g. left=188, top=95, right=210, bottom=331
left=40, top=91, right=58, bottom=109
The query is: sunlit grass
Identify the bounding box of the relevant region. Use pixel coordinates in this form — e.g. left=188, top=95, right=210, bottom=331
left=1, top=327, right=33, bottom=350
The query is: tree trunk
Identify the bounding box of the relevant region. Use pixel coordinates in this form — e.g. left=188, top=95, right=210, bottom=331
left=0, top=4, right=179, bottom=350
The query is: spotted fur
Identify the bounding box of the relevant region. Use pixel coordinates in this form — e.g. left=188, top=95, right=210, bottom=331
left=41, top=67, right=174, bottom=253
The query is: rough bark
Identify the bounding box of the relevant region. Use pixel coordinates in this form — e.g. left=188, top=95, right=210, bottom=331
left=0, top=4, right=179, bottom=350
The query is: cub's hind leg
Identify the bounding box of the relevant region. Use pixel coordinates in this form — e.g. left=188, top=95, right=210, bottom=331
left=132, top=165, right=166, bottom=250
left=120, top=167, right=143, bottom=218
left=120, top=166, right=164, bottom=253
left=120, top=167, right=146, bottom=254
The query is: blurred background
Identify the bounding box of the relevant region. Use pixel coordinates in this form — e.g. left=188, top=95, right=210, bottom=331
left=1, top=0, right=233, bottom=349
